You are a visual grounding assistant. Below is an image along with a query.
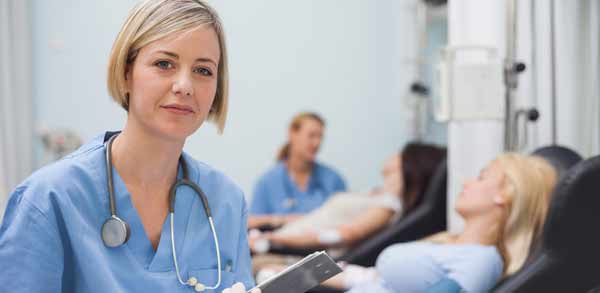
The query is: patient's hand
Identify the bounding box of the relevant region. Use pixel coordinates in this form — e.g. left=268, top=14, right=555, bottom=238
left=369, top=186, right=384, bottom=195
left=320, top=271, right=347, bottom=290
left=247, top=214, right=304, bottom=230
left=248, top=230, right=271, bottom=254
left=248, top=215, right=283, bottom=230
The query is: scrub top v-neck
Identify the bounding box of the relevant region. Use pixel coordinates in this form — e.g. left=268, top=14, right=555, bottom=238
left=0, top=132, right=254, bottom=293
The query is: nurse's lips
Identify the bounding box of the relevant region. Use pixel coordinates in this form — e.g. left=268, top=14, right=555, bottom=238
left=161, top=104, right=195, bottom=115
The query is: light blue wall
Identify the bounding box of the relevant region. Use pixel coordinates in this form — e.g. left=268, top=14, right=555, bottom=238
left=30, top=0, right=420, bottom=201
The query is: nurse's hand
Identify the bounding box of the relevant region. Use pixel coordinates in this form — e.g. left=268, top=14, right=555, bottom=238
left=221, top=282, right=261, bottom=293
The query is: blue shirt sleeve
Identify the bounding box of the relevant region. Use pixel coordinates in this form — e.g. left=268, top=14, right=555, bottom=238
left=234, top=199, right=255, bottom=288
left=425, top=277, right=463, bottom=293
left=0, top=187, right=64, bottom=293
left=333, top=173, right=347, bottom=193
left=375, top=243, right=503, bottom=292
left=250, top=178, right=271, bottom=215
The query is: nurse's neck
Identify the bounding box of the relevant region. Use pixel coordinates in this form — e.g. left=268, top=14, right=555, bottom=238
left=286, top=155, right=313, bottom=192
left=286, top=155, right=313, bottom=175
left=110, top=127, right=182, bottom=190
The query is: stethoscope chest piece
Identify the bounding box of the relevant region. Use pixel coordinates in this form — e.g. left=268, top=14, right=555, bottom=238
left=101, top=215, right=131, bottom=247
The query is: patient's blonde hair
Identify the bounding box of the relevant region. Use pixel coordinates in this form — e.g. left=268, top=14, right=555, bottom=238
left=107, top=0, right=229, bottom=133
left=427, top=154, right=557, bottom=276
left=493, top=154, right=557, bottom=275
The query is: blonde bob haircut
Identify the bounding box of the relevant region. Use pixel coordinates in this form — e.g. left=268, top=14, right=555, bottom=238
left=107, top=0, right=229, bottom=133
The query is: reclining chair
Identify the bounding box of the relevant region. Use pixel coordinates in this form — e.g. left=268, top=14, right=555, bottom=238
left=588, top=284, right=600, bottom=293
left=494, top=155, right=600, bottom=292
left=532, top=145, right=583, bottom=177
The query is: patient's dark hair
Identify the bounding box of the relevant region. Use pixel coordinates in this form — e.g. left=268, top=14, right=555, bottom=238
left=400, top=143, right=446, bottom=214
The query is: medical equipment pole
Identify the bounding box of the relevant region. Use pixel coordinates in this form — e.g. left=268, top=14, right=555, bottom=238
left=447, top=0, right=506, bottom=232
left=413, top=0, right=428, bottom=142
left=528, top=0, right=539, bottom=149
left=504, top=0, right=518, bottom=151
left=549, top=0, right=558, bottom=145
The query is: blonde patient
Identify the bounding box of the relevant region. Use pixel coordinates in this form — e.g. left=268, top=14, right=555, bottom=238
left=320, top=154, right=557, bottom=292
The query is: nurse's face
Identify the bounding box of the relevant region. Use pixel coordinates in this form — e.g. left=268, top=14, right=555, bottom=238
left=289, top=119, right=323, bottom=163
left=126, top=25, right=220, bottom=141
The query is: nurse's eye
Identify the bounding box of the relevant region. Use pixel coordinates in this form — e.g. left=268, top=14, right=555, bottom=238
left=194, top=67, right=213, bottom=76
left=154, top=60, right=173, bottom=70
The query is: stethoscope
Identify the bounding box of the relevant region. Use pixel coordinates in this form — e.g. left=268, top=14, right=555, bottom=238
left=100, top=133, right=221, bottom=292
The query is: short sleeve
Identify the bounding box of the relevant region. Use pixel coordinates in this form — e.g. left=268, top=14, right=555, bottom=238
left=333, top=173, right=347, bottom=193
left=0, top=187, right=65, bottom=293
left=425, top=277, right=463, bottom=293
left=250, top=178, right=271, bottom=215
left=375, top=243, right=446, bottom=291
left=446, top=247, right=504, bottom=292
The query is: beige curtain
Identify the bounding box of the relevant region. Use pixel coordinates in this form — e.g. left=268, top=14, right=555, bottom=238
left=0, top=0, right=33, bottom=219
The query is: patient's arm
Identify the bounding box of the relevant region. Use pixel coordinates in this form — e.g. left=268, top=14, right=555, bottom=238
left=248, top=214, right=303, bottom=230
left=337, top=207, right=394, bottom=246
left=320, top=271, right=347, bottom=289
left=268, top=207, right=394, bottom=248
left=267, top=230, right=322, bottom=248
left=321, top=264, right=379, bottom=290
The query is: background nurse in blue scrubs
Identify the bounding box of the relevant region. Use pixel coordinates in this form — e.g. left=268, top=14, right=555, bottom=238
left=248, top=112, right=346, bottom=230
left=0, top=1, right=258, bottom=292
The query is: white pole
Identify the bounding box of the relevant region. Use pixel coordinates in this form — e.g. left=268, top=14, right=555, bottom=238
left=447, top=0, right=506, bottom=232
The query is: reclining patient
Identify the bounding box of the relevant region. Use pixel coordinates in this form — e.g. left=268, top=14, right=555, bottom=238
left=250, top=143, right=446, bottom=255
left=325, top=153, right=557, bottom=292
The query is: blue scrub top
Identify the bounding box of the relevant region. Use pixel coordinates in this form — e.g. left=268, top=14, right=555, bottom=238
left=0, top=132, right=254, bottom=293
left=250, top=161, right=346, bottom=215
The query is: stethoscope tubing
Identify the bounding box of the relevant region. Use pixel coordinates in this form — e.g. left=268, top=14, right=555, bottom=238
left=103, top=133, right=221, bottom=291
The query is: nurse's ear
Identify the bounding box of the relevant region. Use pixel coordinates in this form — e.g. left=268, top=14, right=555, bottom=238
left=125, top=64, right=131, bottom=82
left=124, top=49, right=137, bottom=83
left=123, top=65, right=132, bottom=111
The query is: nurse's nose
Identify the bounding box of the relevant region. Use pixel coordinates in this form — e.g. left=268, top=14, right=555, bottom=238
left=172, top=72, right=194, bottom=97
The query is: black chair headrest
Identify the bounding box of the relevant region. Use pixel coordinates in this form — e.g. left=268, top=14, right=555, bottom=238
left=494, top=155, right=600, bottom=292
left=420, top=159, right=447, bottom=210
left=541, top=155, right=600, bottom=259
left=532, top=145, right=583, bottom=177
